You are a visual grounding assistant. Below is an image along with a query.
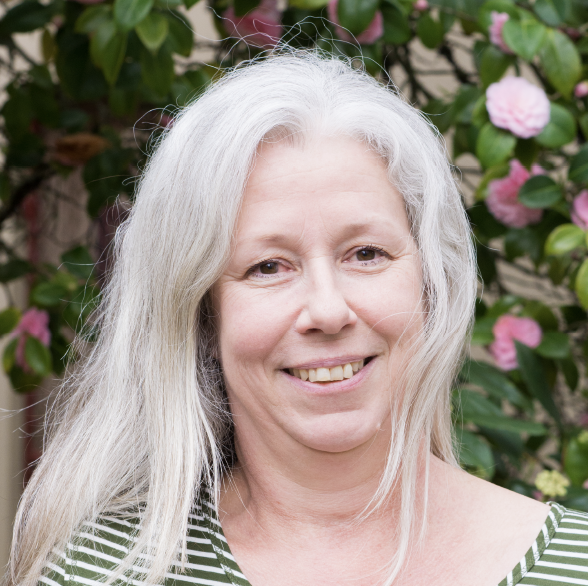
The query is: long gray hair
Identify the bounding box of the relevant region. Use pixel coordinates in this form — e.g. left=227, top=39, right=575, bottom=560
left=8, top=49, right=476, bottom=586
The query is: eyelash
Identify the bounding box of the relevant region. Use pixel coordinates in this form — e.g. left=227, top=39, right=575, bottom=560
left=247, top=246, right=390, bottom=278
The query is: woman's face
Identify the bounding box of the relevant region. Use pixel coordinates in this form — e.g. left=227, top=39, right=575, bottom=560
left=213, top=137, right=423, bottom=455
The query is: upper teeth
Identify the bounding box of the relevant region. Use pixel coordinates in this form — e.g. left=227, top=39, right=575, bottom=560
left=289, top=360, right=365, bottom=382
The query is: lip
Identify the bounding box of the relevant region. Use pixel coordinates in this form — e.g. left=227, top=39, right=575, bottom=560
left=284, top=355, right=373, bottom=370
left=281, top=356, right=376, bottom=394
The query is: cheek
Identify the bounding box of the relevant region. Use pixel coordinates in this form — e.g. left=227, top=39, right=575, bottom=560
left=349, top=264, right=423, bottom=345
left=215, top=284, right=292, bottom=370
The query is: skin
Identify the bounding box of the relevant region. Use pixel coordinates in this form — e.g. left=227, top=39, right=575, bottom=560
left=213, top=137, right=549, bottom=586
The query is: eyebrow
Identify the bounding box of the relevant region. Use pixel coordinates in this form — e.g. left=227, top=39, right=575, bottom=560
left=241, top=220, right=402, bottom=246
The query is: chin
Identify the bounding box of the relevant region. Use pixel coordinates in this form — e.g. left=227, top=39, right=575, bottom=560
left=291, top=412, right=389, bottom=453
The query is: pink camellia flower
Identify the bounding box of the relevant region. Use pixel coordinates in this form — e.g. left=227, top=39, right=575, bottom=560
left=572, top=190, right=588, bottom=229
left=12, top=308, right=51, bottom=371
left=327, top=0, right=383, bottom=44
left=486, top=77, right=551, bottom=139
left=486, top=159, right=544, bottom=228
left=223, top=0, right=282, bottom=47
left=414, top=0, right=428, bottom=10
left=489, top=314, right=542, bottom=371
left=575, top=81, right=588, bottom=99
left=488, top=12, right=512, bottom=54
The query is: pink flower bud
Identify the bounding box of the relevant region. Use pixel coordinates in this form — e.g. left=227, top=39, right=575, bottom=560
left=414, top=0, right=428, bottom=10
left=575, top=81, right=588, bottom=99
left=572, top=190, right=588, bottom=230
left=486, top=159, right=544, bottom=228
left=486, top=77, right=551, bottom=139
left=489, top=314, right=542, bottom=371
left=327, top=0, right=383, bottom=44
left=488, top=12, right=512, bottom=54
left=13, top=308, right=51, bottom=372
left=160, top=115, right=174, bottom=128
left=223, top=0, right=282, bottom=47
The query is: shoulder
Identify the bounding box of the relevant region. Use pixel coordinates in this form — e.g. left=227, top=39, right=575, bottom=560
left=39, top=499, right=243, bottom=586
left=501, top=503, right=588, bottom=586
left=40, top=515, right=139, bottom=586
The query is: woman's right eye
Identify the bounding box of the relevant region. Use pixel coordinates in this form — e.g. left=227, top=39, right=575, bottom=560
left=248, top=259, right=289, bottom=279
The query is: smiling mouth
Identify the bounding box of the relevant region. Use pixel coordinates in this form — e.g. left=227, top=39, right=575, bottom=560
left=285, top=357, right=374, bottom=383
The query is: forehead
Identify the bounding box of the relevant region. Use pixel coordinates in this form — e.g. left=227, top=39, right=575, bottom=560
left=238, top=136, right=409, bottom=232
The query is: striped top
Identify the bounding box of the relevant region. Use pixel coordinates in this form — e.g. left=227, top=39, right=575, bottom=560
left=41, top=500, right=588, bottom=586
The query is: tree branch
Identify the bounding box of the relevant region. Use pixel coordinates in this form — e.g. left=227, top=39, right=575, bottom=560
left=438, top=42, right=474, bottom=85
left=0, top=165, right=53, bottom=227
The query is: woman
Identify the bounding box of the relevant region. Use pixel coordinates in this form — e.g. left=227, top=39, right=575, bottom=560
left=7, top=51, right=588, bottom=586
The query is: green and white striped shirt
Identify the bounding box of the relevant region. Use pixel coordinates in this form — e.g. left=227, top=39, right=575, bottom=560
left=41, top=500, right=588, bottom=586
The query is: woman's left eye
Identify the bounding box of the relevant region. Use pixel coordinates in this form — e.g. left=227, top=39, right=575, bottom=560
left=349, top=247, right=388, bottom=264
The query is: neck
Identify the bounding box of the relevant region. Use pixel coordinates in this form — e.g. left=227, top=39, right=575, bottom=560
left=220, top=412, right=415, bottom=527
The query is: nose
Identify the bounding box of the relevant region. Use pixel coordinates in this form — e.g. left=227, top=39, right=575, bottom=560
left=295, top=261, right=357, bottom=335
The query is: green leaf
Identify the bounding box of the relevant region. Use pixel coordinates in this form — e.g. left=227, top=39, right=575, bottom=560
left=536, top=103, right=576, bottom=148
left=55, top=29, right=108, bottom=102
left=75, top=5, right=113, bottom=34
left=0, top=307, right=21, bottom=336
left=536, top=331, right=570, bottom=359
left=534, top=0, right=570, bottom=26
left=416, top=13, right=444, bottom=49
left=476, top=122, right=516, bottom=168
left=580, top=114, right=588, bottom=143
left=3, top=338, right=17, bottom=373
left=518, top=175, right=562, bottom=209
left=456, top=428, right=495, bottom=473
left=61, top=246, right=95, bottom=280
left=381, top=2, right=411, bottom=45
left=90, top=20, right=128, bottom=86
left=84, top=148, right=132, bottom=217
left=462, top=360, right=529, bottom=408
left=479, top=44, right=514, bottom=88
left=515, top=341, right=560, bottom=424
left=114, top=0, right=155, bottom=31
left=234, top=0, right=261, bottom=17
left=540, top=29, right=582, bottom=98
left=502, top=17, right=546, bottom=61
left=521, top=300, right=558, bottom=331
left=570, top=146, right=588, bottom=184
left=289, top=0, right=329, bottom=7
left=337, top=0, right=379, bottom=36
left=184, top=0, right=202, bottom=7
left=31, top=282, right=69, bottom=307
left=565, top=435, right=588, bottom=486
left=576, top=258, right=588, bottom=309
left=468, top=415, right=547, bottom=436
left=140, top=44, right=175, bottom=95
left=24, top=336, right=52, bottom=377
left=0, top=259, right=31, bottom=283
left=0, top=1, right=53, bottom=36
left=545, top=224, right=585, bottom=256
left=165, top=11, right=194, bottom=57
left=559, top=356, right=579, bottom=391
left=471, top=315, right=495, bottom=345
left=136, top=12, right=169, bottom=53
left=63, top=285, right=101, bottom=332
